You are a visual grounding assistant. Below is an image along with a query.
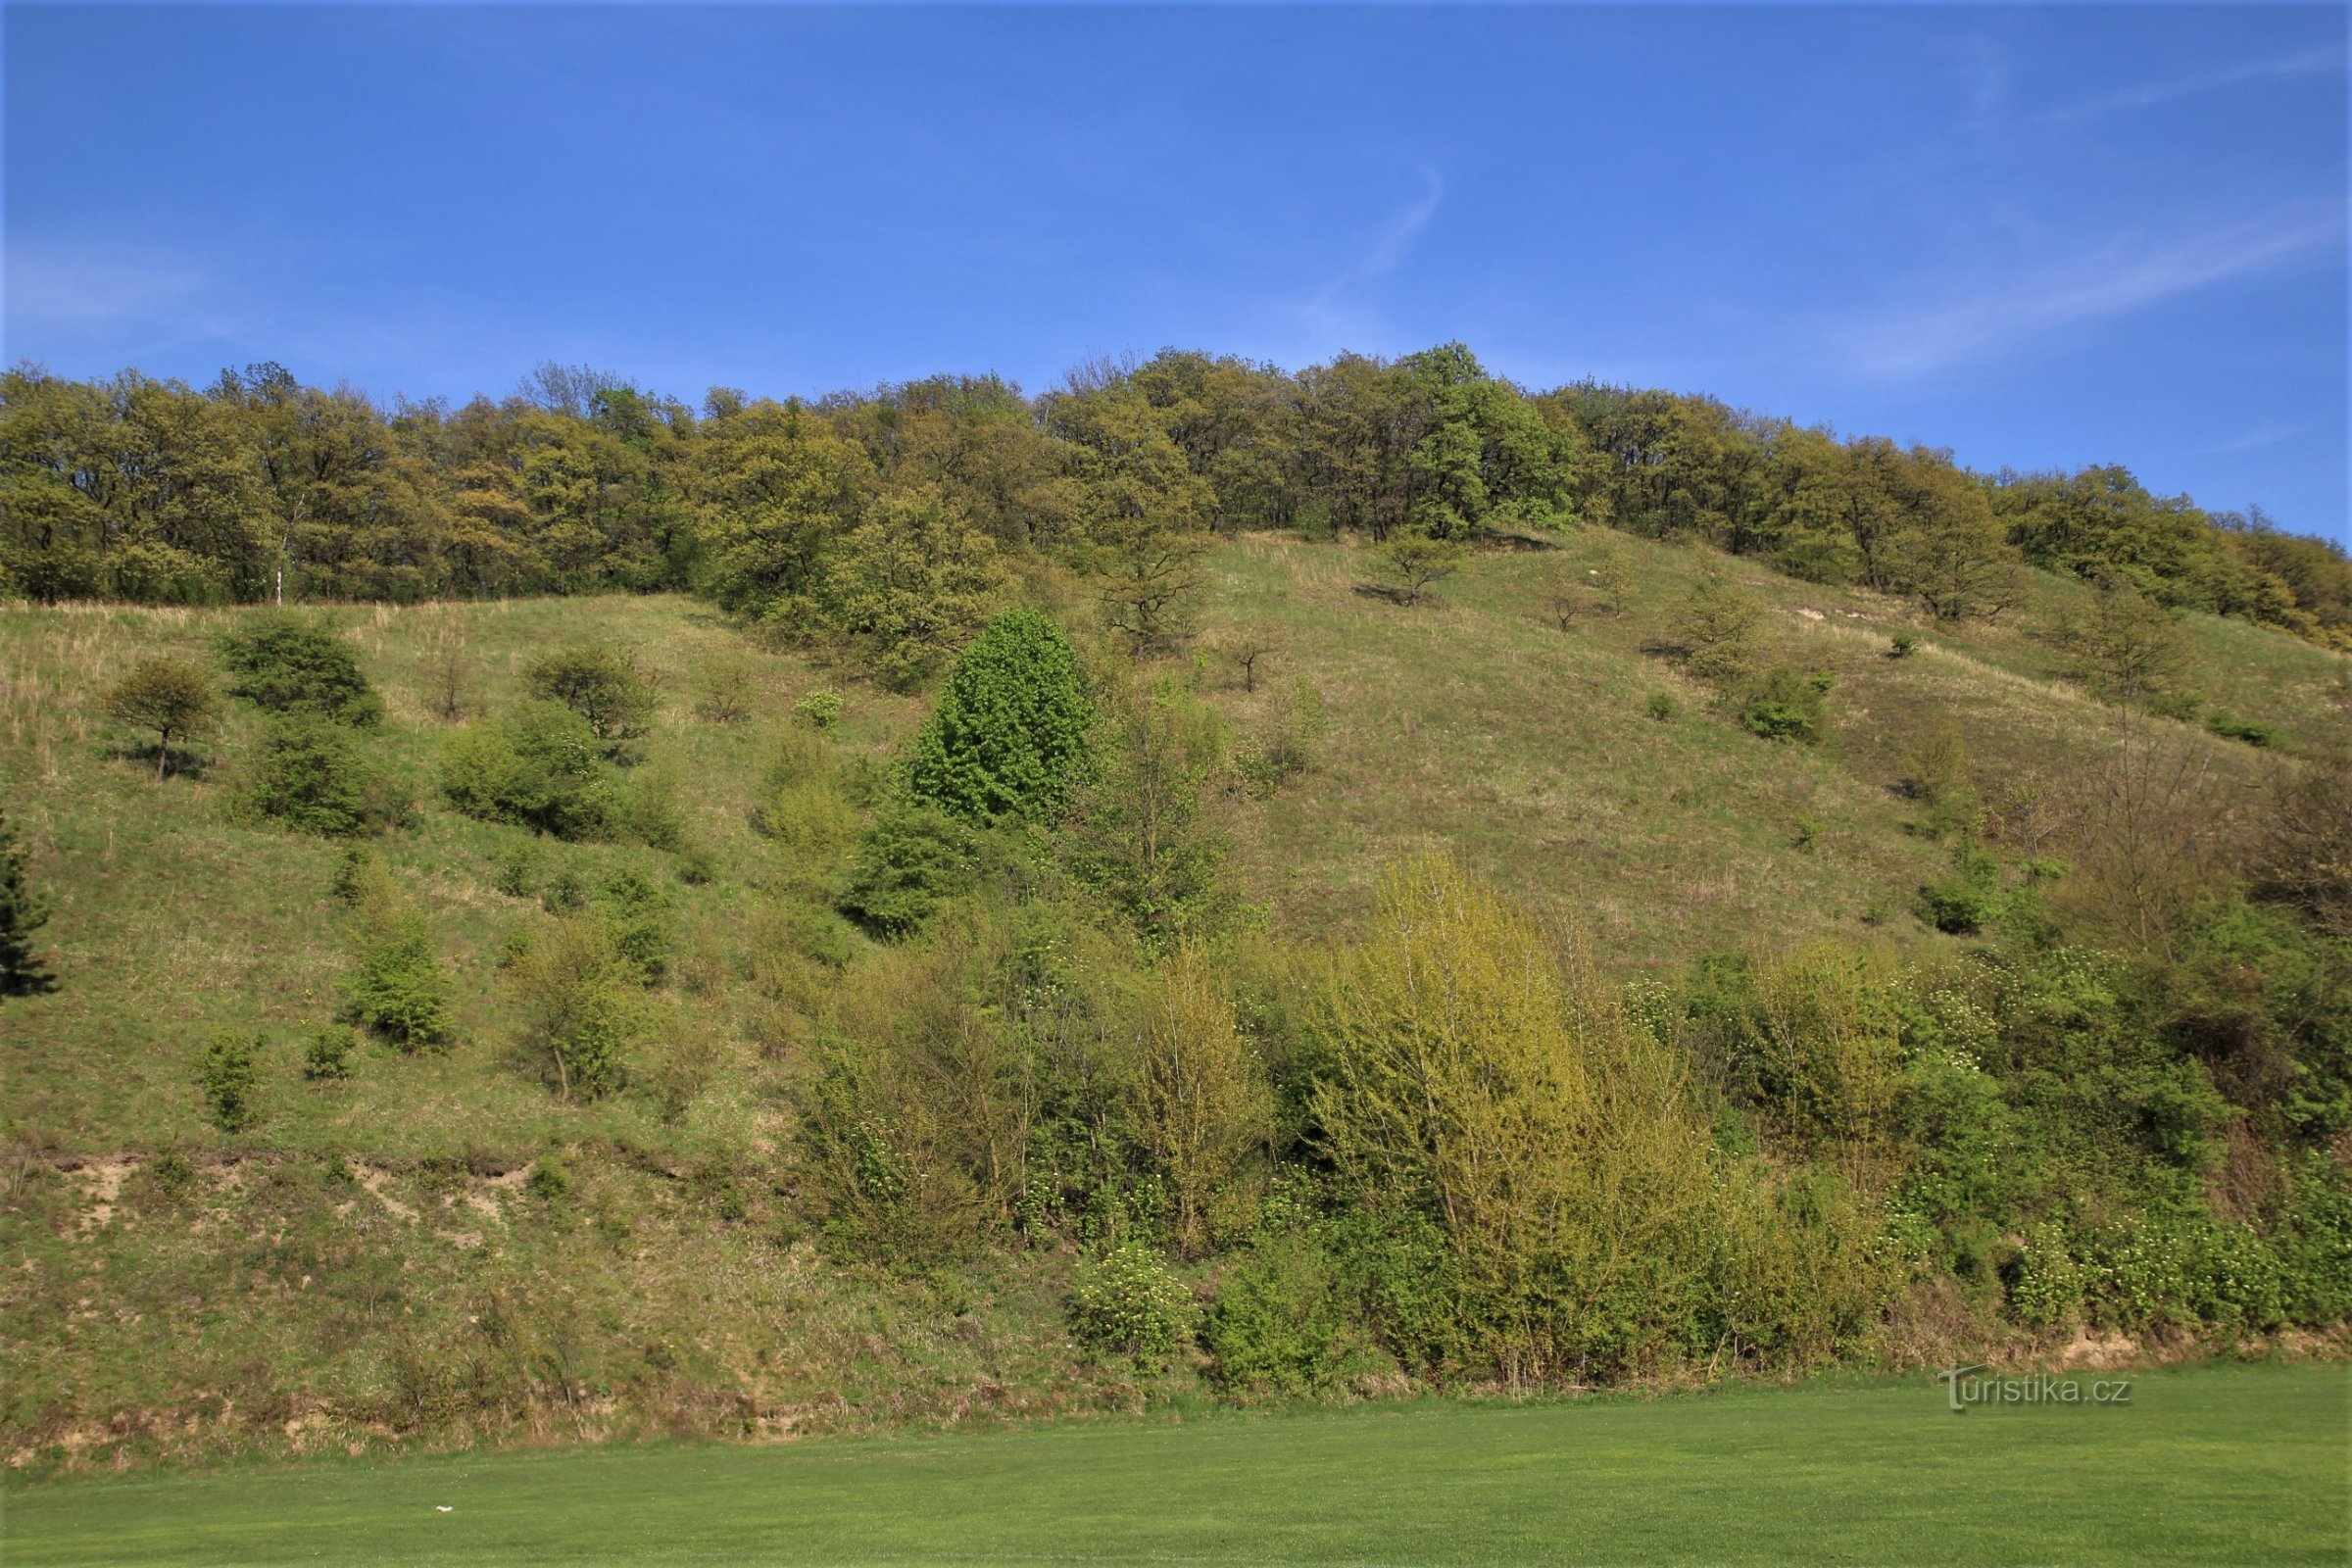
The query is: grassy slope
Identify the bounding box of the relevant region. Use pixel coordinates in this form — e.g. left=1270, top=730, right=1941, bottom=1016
left=1204, top=531, right=2339, bottom=955
left=7, top=1362, right=2346, bottom=1567
left=1, top=535, right=2343, bottom=1472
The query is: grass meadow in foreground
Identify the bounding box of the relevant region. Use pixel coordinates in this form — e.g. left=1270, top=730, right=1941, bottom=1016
left=5, top=1361, right=2345, bottom=1567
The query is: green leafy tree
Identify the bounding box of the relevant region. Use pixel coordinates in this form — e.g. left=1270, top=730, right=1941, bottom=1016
left=1064, top=677, right=1233, bottom=950
left=1887, top=460, right=2023, bottom=621
left=1671, top=570, right=1765, bottom=684
left=839, top=803, right=975, bottom=938
left=819, top=484, right=1005, bottom=690
left=525, top=643, right=659, bottom=745
left=506, top=913, right=645, bottom=1101
left=2062, top=577, right=2194, bottom=708
left=906, top=609, right=1094, bottom=825
left=686, top=402, right=874, bottom=614
left=1129, top=950, right=1272, bottom=1253
left=103, top=656, right=223, bottom=777
left=244, top=715, right=389, bottom=835
left=341, top=896, right=451, bottom=1048
left=1054, top=384, right=1215, bottom=655
left=0, top=807, right=52, bottom=996
left=1396, top=343, right=1578, bottom=538
left=1377, top=529, right=1467, bottom=607
left=1311, top=855, right=1729, bottom=1382
left=438, top=701, right=616, bottom=839
left=216, top=613, right=383, bottom=724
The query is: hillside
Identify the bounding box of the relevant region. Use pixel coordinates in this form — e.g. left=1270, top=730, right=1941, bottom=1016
left=3, top=530, right=2349, bottom=1474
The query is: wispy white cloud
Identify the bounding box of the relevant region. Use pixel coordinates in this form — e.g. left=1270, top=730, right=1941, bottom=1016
left=2034, top=42, right=2346, bottom=123
left=1305, top=167, right=1446, bottom=315
left=1825, top=202, right=2345, bottom=382
left=2202, top=420, right=2316, bottom=456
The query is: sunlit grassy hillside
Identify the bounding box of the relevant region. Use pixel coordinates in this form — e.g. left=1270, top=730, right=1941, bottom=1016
left=0, top=529, right=2340, bottom=1474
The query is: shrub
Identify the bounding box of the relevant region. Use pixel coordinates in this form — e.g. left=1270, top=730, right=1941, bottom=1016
left=1066, top=1239, right=1193, bottom=1363
left=2006, top=1221, right=2085, bottom=1329
left=793, top=689, right=844, bottom=730
left=648, top=1020, right=726, bottom=1124
left=758, top=778, right=858, bottom=865
left=1918, top=843, right=2009, bottom=936
left=1888, top=633, right=1918, bottom=659
left=906, top=609, right=1094, bottom=825
left=2207, top=715, right=2275, bottom=749
left=692, top=656, right=758, bottom=724
left=1644, top=692, right=1677, bottom=722
left=541, top=864, right=588, bottom=911
left=524, top=643, right=658, bottom=746
left=492, top=841, right=542, bottom=899
left=1232, top=678, right=1328, bottom=798
left=839, top=804, right=974, bottom=938
left=526, top=1153, right=571, bottom=1201
left=1376, top=529, right=1466, bottom=607
left=2278, top=1155, right=2352, bottom=1324
left=591, top=868, right=672, bottom=984
left=1313, top=856, right=1726, bottom=1382
left=341, top=899, right=451, bottom=1048
left=506, top=914, right=645, bottom=1101
left=216, top=614, right=383, bottom=725
left=303, top=1022, right=359, bottom=1081
left=1203, top=1234, right=1355, bottom=1399
left=198, top=1029, right=263, bottom=1131
left=103, top=656, right=223, bottom=777
left=438, top=702, right=616, bottom=840
left=330, top=845, right=391, bottom=904
left=1671, top=572, right=1763, bottom=685
left=675, top=843, right=719, bottom=886
left=1740, top=666, right=1833, bottom=745
left=1681, top=945, right=1905, bottom=1153
left=687, top=1158, right=748, bottom=1221
left=616, top=759, right=687, bottom=851
left=0, top=806, right=52, bottom=996
left=1900, top=724, right=1980, bottom=841
left=146, top=1150, right=198, bottom=1197
left=245, top=715, right=395, bottom=836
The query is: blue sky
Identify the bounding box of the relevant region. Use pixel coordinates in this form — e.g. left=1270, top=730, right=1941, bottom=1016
left=7, top=5, right=2347, bottom=540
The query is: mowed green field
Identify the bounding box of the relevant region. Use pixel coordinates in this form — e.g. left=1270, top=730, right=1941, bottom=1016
left=6, top=1362, right=2346, bottom=1568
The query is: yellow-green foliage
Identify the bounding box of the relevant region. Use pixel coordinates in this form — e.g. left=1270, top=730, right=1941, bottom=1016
left=1313, top=856, right=1723, bottom=1380
left=505, top=912, right=647, bottom=1101
left=1710, top=944, right=1909, bottom=1153
left=801, top=921, right=1028, bottom=1257
left=1313, top=857, right=1903, bottom=1379
left=1128, top=949, right=1271, bottom=1254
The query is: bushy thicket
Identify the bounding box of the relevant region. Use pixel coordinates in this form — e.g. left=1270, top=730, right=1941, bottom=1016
left=786, top=811, right=2351, bottom=1395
